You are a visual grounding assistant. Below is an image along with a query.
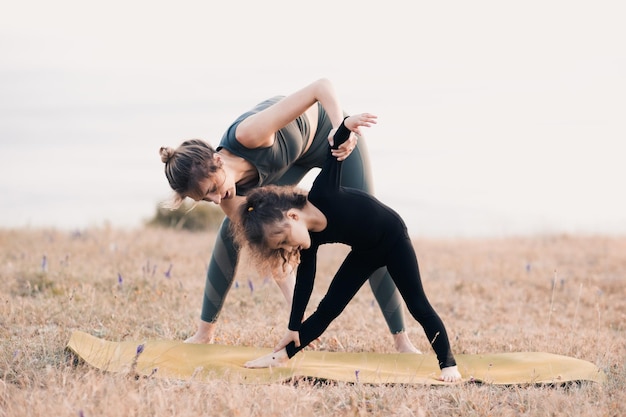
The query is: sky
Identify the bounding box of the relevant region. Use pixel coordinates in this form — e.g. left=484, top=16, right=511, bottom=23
left=1, top=0, right=625, bottom=237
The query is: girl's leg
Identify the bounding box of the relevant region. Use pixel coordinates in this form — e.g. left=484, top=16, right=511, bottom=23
left=386, top=236, right=457, bottom=369
left=185, top=218, right=238, bottom=343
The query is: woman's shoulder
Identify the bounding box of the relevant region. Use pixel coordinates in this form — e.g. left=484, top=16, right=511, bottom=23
left=247, top=96, right=285, bottom=114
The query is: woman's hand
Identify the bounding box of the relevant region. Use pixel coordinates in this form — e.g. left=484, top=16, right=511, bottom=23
left=328, top=113, right=377, bottom=161
left=344, top=112, right=378, bottom=133
left=274, top=329, right=300, bottom=352
left=329, top=131, right=358, bottom=161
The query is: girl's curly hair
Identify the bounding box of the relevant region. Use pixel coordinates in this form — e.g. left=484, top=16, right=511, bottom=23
left=231, top=184, right=308, bottom=274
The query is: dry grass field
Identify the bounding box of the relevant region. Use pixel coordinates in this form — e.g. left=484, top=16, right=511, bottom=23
left=1, top=227, right=624, bottom=416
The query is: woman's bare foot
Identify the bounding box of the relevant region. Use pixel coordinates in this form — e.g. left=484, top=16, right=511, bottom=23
left=439, top=365, right=462, bottom=383
left=184, top=320, right=216, bottom=344
left=245, top=348, right=289, bottom=368
left=393, top=332, right=422, bottom=353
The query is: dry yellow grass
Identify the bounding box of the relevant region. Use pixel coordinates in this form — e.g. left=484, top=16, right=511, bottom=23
left=1, top=227, right=624, bottom=416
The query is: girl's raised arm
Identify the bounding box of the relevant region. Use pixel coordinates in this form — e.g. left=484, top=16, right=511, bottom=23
left=332, top=113, right=378, bottom=149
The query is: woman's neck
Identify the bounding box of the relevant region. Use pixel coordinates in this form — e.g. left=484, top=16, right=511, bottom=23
left=218, top=148, right=258, bottom=185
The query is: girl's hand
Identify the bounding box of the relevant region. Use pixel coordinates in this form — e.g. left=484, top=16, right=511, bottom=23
left=274, top=330, right=300, bottom=352
left=328, top=113, right=377, bottom=161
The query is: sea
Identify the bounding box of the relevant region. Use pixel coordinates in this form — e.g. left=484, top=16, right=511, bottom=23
left=1, top=69, right=624, bottom=238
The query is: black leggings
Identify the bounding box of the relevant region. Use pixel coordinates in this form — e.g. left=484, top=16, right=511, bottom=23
left=285, top=235, right=457, bottom=369
left=200, top=134, right=407, bottom=335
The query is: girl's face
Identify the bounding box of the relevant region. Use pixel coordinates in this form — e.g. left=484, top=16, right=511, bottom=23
left=266, top=210, right=311, bottom=253
left=196, top=168, right=236, bottom=205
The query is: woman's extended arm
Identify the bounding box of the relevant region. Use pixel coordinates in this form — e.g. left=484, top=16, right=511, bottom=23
left=235, top=78, right=345, bottom=148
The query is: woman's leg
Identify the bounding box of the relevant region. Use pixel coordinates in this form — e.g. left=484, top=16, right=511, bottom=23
left=185, top=217, right=238, bottom=343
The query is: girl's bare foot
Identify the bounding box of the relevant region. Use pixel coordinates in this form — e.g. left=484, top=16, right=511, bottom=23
left=439, top=365, right=462, bottom=383
left=184, top=320, right=216, bottom=344
left=245, top=349, right=289, bottom=368
left=393, top=332, right=422, bottom=353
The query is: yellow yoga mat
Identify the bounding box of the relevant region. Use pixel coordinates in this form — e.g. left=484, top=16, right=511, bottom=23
left=67, top=331, right=606, bottom=386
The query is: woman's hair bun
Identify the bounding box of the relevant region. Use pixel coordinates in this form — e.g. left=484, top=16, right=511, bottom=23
left=159, top=146, right=175, bottom=164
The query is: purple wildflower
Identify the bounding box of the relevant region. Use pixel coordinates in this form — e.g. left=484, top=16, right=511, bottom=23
left=355, top=369, right=360, bottom=383
left=164, top=264, right=173, bottom=279
left=118, top=273, right=123, bottom=286
left=129, top=343, right=146, bottom=377
left=248, top=279, right=254, bottom=293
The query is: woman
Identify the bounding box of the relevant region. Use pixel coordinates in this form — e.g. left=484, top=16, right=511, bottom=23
left=160, top=78, right=418, bottom=353
left=234, top=114, right=461, bottom=382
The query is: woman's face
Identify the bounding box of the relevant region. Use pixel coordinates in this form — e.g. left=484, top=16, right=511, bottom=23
left=196, top=168, right=236, bottom=205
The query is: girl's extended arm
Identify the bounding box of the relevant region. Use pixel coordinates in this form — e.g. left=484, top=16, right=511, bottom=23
left=287, top=250, right=317, bottom=332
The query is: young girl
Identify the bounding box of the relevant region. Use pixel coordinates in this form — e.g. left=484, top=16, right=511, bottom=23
left=234, top=113, right=462, bottom=382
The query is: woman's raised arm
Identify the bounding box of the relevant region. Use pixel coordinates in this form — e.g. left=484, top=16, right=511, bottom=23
left=235, top=78, right=345, bottom=148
